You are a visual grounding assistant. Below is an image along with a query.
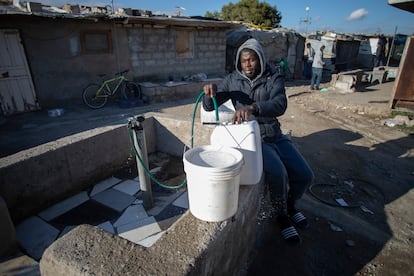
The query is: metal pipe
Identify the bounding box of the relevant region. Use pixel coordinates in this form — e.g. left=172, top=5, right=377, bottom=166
left=129, top=115, right=153, bottom=209
left=386, top=26, right=398, bottom=67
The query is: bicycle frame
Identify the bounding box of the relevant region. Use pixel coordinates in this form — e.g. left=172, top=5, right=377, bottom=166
left=95, top=75, right=126, bottom=98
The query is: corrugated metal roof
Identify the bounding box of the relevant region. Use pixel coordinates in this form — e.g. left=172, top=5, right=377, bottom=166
left=0, top=3, right=240, bottom=29
left=388, top=0, right=414, bottom=13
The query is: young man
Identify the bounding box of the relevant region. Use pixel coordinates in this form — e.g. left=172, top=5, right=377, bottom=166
left=303, top=42, right=314, bottom=79
left=310, top=45, right=325, bottom=90
left=202, top=38, right=314, bottom=245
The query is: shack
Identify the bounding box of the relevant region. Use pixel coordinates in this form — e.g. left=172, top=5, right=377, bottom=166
left=0, top=2, right=239, bottom=115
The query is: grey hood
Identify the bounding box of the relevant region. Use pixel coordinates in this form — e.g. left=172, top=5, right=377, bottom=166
left=235, top=38, right=266, bottom=83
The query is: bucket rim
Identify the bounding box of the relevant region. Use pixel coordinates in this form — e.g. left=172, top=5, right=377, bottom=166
left=183, top=144, right=243, bottom=171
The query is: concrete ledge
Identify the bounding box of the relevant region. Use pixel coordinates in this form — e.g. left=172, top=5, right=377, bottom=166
left=0, top=125, right=131, bottom=222
left=40, top=184, right=261, bottom=275
left=0, top=111, right=214, bottom=223
left=0, top=196, right=18, bottom=258
left=141, top=80, right=222, bottom=104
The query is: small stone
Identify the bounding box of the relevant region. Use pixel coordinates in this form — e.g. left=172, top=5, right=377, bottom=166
left=346, top=239, right=355, bottom=247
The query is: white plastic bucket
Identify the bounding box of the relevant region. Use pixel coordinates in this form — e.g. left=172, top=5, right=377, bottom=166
left=210, top=120, right=263, bottom=185
left=183, top=145, right=243, bottom=222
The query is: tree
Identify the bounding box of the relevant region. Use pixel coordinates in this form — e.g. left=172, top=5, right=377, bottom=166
left=205, top=0, right=282, bottom=29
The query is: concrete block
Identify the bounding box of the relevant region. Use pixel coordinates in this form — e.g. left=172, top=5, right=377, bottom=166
left=97, top=221, right=115, bottom=234
left=331, top=74, right=356, bottom=93
left=16, top=216, right=59, bottom=260
left=117, top=216, right=162, bottom=244
left=90, top=177, right=122, bottom=197
left=112, top=179, right=140, bottom=196
left=0, top=196, right=18, bottom=258
left=91, top=188, right=135, bottom=212
left=113, top=205, right=148, bottom=228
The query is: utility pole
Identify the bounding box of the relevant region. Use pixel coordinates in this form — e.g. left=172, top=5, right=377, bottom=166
left=300, top=6, right=311, bottom=36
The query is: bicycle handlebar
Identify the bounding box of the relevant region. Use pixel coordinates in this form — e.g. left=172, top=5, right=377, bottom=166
left=116, top=69, right=129, bottom=76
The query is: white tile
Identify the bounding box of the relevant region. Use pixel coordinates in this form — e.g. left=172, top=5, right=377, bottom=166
left=147, top=192, right=183, bottom=216
left=172, top=191, right=189, bottom=209
left=92, top=189, right=135, bottom=212
left=16, top=216, right=59, bottom=260
left=97, top=221, right=115, bottom=234
left=137, top=231, right=165, bottom=248
left=112, top=179, right=140, bottom=196
left=90, top=177, right=122, bottom=197
left=132, top=199, right=143, bottom=205
left=113, top=205, right=148, bottom=228
left=117, top=216, right=161, bottom=244
left=38, top=191, right=89, bottom=221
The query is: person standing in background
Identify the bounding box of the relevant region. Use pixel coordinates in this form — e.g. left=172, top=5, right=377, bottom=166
left=303, top=42, right=314, bottom=79
left=310, top=45, right=325, bottom=90
left=375, top=35, right=387, bottom=67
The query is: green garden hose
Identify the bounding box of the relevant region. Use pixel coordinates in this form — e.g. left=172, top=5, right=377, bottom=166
left=129, top=91, right=218, bottom=189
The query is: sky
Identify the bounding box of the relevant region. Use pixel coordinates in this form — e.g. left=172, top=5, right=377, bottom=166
left=37, top=0, right=414, bottom=35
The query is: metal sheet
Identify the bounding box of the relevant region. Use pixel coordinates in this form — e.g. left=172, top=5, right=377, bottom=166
left=391, top=36, right=414, bottom=110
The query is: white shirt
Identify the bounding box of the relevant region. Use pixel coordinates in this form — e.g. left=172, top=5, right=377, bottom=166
left=312, top=49, right=325, bottom=69
left=306, top=47, right=315, bottom=62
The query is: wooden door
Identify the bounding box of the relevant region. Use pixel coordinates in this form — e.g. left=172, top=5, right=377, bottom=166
left=0, top=29, right=40, bottom=116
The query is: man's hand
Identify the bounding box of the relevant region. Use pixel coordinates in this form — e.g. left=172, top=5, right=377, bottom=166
left=232, top=105, right=256, bottom=124
left=203, top=83, right=217, bottom=98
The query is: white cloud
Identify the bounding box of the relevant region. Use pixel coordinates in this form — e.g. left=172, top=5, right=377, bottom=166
left=347, top=8, right=368, bottom=21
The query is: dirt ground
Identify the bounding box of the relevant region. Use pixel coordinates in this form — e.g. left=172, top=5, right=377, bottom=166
left=1, top=81, right=413, bottom=275
left=242, top=87, right=414, bottom=276
left=154, top=83, right=413, bottom=275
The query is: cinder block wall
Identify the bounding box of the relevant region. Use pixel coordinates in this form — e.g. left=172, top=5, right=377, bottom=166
left=126, top=26, right=227, bottom=81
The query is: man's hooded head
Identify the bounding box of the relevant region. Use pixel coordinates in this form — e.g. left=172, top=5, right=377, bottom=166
left=235, top=38, right=266, bottom=82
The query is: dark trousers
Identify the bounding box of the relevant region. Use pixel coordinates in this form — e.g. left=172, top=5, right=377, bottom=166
left=303, top=61, right=313, bottom=79
left=262, top=135, right=314, bottom=215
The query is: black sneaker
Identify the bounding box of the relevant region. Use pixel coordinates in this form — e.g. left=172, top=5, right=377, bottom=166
left=289, top=209, right=309, bottom=230
left=278, top=215, right=301, bottom=245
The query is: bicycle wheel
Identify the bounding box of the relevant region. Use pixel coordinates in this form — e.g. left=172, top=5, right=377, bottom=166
left=83, top=84, right=108, bottom=109
left=122, top=81, right=141, bottom=100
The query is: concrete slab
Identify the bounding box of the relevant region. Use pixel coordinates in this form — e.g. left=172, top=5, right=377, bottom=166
left=113, top=204, right=148, bottom=228
left=97, top=221, right=115, bottom=234
left=147, top=192, right=184, bottom=216
left=38, top=192, right=89, bottom=221
left=137, top=231, right=165, bottom=247
left=117, top=216, right=162, bottom=244
left=172, top=191, right=189, bottom=209
left=112, top=179, right=140, bottom=196
left=15, top=216, right=59, bottom=260
left=89, top=177, right=122, bottom=197
left=91, top=188, right=135, bottom=212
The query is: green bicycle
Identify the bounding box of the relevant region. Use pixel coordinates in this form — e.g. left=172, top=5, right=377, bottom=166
left=82, top=69, right=141, bottom=109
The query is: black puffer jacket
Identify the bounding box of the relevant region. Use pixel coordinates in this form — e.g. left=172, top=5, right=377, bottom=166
left=203, top=38, right=287, bottom=139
